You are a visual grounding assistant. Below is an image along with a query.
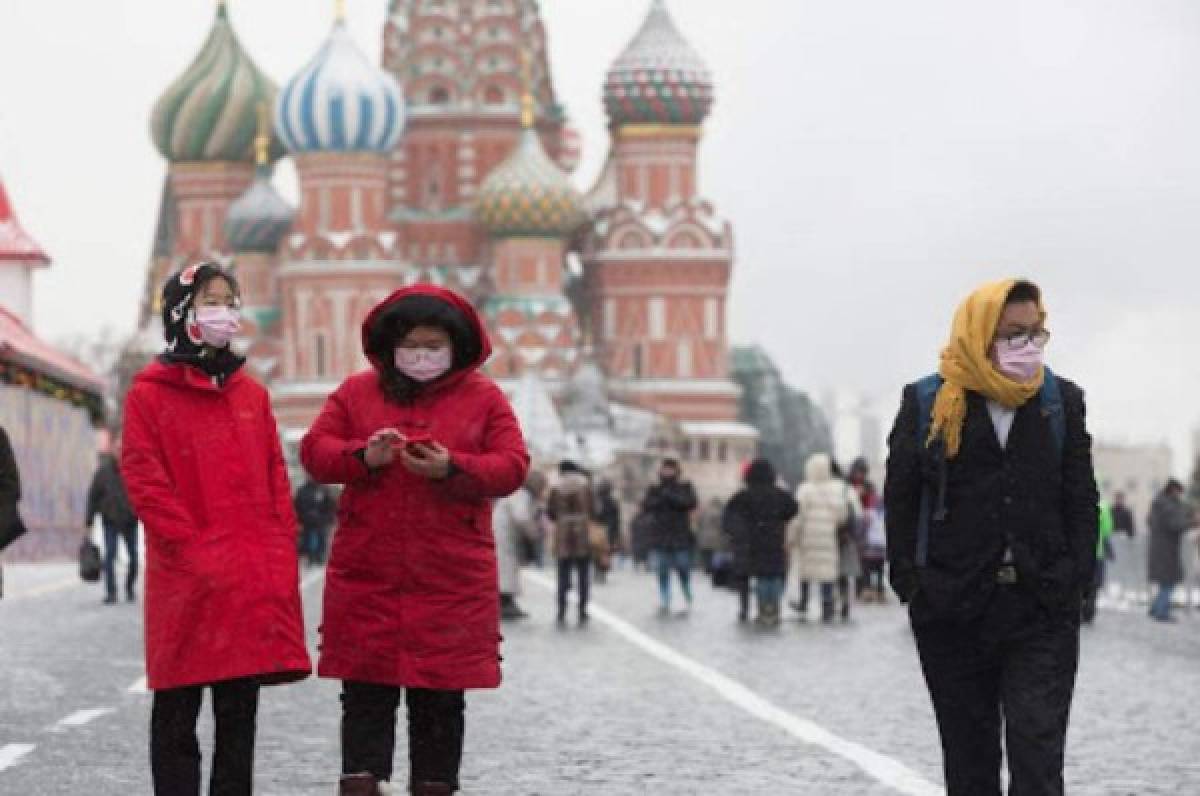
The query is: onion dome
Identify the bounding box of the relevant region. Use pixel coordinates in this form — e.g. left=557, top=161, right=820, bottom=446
left=476, top=127, right=589, bottom=239
left=275, top=13, right=405, bottom=155
left=603, top=0, right=714, bottom=127
left=150, top=2, right=282, bottom=163
left=225, top=125, right=294, bottom=253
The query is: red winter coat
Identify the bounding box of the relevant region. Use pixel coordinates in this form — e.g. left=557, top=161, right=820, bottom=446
left=301, top=285, right=529, bottom=690
left=121, top=361, right=312, bottom=691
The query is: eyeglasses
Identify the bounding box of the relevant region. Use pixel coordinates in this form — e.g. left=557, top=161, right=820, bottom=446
left=995, top=328, right=1051, bottom=349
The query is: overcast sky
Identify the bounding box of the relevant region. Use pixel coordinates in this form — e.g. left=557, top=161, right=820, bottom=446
left=1, top=0, right=1198, bottom=471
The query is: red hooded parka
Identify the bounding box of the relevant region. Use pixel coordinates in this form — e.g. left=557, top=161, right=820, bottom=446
left=302, top=285, right=529, bottom=690
left=121, top=362, right=312, bottom=691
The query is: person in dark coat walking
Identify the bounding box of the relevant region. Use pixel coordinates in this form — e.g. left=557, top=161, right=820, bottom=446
left=722, top=458, right=798, bottom=625
left=86, top=441, right=140, bottom=603
left=293, top=476, right=336, bottom=567
left=0, top=425, right=21, bottom=600
left=641, top=458, right=698, bottom=615
left=1146, top=479, right=1193, bottom=622
left=594, top=479, right=622, bottom=565
left=885, top=279, right=1097, bottom=796
left=122, top=263, right=312, bottom=796
left=1110, top=491, right=1135, bottom=537
left=301, top=285, right=529, bottom=796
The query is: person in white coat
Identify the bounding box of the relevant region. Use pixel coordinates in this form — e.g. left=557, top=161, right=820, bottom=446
left=789, top=453, right=849, bottom=622
left=493, top=473, right=542, bottom=620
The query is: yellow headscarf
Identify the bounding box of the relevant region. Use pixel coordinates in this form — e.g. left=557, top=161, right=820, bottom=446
left=929, top=279, right=1047, bottom=457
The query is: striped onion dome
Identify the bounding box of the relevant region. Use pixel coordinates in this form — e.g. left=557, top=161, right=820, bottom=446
left=476, top=129, right=588, bottom=239
left=603, top=0, right=714, bottom=127
left=275, top=19, right=404, bottom=154
left=150, top=3, right=282, bottom=163
left=225, top=165, right=294, bottom=253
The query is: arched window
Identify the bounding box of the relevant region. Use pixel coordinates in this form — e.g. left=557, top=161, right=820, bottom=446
left=429, top=86, right=450, bottom=105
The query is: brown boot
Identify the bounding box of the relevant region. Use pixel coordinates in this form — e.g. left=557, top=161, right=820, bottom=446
left=410, top=783, right=456, bottom=795
left=339, top=773, right=383, bottom=796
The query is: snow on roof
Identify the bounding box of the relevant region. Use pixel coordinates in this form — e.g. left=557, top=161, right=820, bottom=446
left=0, top=306, right=102, bottom=392
left=680, top=421, right=760, bottom=439
left=0, top=177, right=49, bottom=265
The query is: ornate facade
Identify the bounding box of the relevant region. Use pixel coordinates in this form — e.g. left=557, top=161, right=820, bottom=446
left=140, top=0, right=756, bottom=493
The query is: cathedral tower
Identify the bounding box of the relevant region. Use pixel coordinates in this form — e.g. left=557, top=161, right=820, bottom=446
left=145, top=0, right=282, bottom=323
left=583, top=0, right=738, bottom=423
left=272, top=2, right=408, bottom=430
left=474, top=83, right=587, bottom=383
left=382, top=0, right=577, bottom=275
left=225, top=107, right=295, bottom=381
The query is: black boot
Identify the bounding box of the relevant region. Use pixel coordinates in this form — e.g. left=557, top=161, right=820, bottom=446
left=410, top=783, right=456, bottom=795
left=499, top=594, right=528, bottom=621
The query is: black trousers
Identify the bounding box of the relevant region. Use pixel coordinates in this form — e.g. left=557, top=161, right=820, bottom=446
left=913, top=586, right=1080, bottom=796
left=102, top=520, right=139, bottom=599
left=556, top=556, right=591, bottom=620
left=150, top=677, right=260, bottom=796
left=341, top=680, right=465, bottom=788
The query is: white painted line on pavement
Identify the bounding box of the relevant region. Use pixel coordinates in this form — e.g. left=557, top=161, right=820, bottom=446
left=525, top=571, right=944, bottom=796
left=0, top=744, right=35, bottom=772
left=127, top=675, right=148, bottom=694
left=301, top=568, right=326, bottom=590
left=52, top=707, right=115, bottom=731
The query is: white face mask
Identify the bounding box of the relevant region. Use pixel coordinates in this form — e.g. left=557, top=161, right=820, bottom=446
left=992, top=338, right=1044, bottom=383
left=395, top=346, right=453, bottom=382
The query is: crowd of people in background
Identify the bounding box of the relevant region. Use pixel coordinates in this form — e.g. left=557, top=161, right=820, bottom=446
left=472, top=445, right=912, bottom=631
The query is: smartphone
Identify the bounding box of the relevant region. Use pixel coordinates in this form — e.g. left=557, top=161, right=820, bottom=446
left=404, top=432, right=435, bottom=451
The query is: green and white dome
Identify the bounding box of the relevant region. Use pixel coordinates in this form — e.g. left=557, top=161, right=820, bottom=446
left=150, top=3, right=282, bottom=163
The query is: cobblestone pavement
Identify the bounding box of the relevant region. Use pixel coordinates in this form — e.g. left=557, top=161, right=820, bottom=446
left=1, top=560, right=1198, bottom=794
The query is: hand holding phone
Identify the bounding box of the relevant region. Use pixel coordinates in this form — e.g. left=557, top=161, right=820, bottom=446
left=364, top=428, right=403, bottom=469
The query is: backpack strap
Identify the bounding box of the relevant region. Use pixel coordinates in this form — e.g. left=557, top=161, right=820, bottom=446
left=914, top=374, right=943, bottom=451
left=910, top=369, right=1065, bottom=569
left=1039, top=367, right=1065, bottom=455
left=913, top=374, right=943, bottom=568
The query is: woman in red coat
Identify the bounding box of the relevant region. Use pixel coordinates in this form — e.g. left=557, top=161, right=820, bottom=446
left=122, top=263, right=311, bottom=796
left=301, top=285, right=528, bottom=796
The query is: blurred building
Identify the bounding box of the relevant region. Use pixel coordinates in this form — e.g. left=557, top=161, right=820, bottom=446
left=138, top=0, right=754, bottom=497
left=821, top=387, right=884, bottom=478
left=1094, top=441, right=1173, bottom=529
left=0, top=174, right=104, bottom=560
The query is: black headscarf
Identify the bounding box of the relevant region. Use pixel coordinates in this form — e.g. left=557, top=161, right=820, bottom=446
left=158, top=262, right=245, bottom=385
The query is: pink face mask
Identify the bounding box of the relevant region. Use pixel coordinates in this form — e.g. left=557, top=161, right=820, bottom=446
left=992, top=339, right=1044, bottom=383
left=195, top=306, right=242, bottom=348
left=395, top=347, right=453, bottom=382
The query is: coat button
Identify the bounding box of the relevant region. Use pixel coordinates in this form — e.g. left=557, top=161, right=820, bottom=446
left=1003, top=497, right=1013, bottom=505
